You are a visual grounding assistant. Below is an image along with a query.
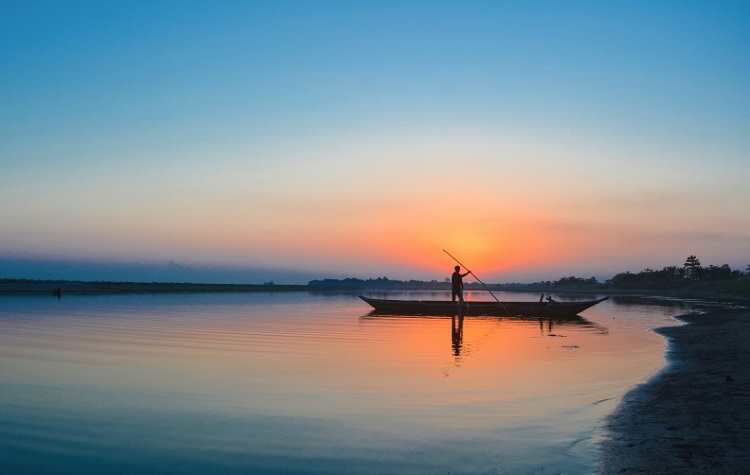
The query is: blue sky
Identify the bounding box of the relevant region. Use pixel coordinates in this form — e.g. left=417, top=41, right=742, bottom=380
left=1, top=1, right=749, bottom=283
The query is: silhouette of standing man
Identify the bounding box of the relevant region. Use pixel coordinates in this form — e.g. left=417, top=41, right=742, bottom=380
left=451, top=265, right=471, bottom=302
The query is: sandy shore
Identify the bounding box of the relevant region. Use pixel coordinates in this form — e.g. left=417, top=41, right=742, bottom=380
left=599, top=307, right=750, bottom=474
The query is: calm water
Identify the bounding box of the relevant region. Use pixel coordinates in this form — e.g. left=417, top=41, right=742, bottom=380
left=0, top=291, right=693, bottom=474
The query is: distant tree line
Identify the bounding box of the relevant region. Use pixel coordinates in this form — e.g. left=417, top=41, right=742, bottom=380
left=309, top=256, right=750, bottom=296
left=308, top=276, right=447, bottom=289
left=7, top=256, right=744, bottom=295
left=513, top=256, right=750, bottom=295
left=604, top=255, right=748, bottom=290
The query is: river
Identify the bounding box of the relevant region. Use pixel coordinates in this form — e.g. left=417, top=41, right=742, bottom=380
left=0, top=291, right=692, bottom=474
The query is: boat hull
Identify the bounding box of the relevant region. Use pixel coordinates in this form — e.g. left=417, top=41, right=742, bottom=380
left=359, top=296, right=608, bottom=317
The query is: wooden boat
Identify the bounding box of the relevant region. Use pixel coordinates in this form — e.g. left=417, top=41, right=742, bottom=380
left=359, top=295, right=608, bottom=317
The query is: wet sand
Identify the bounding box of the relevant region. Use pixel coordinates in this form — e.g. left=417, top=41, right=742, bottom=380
left=600, top=308, right=750, bottom=474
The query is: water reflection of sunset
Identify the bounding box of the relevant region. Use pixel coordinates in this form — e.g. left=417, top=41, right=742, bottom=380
left=359, top=313, right=601, bottom=370
left=0, top=292, right=681, bottom=474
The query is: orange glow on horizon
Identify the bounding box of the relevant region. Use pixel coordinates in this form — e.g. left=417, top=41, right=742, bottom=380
left=103, top=185, right=630, bottom=280
left=187, top=206, right=563, bottom=277
left=352, top=209, right=555, bottom=278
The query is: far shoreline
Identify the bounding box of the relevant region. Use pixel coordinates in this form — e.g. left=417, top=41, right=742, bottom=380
left=1, top=280, right=749, bottom=304
left=0, top=281, right=316, bottom=296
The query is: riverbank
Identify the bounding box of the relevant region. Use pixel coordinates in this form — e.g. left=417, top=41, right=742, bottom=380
left=599, top=307, right=750, bottom=474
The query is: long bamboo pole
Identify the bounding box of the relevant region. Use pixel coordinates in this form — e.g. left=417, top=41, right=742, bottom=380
left=443, top=249, right=510, bottom=314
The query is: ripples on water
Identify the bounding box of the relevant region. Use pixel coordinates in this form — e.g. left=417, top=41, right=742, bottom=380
left=0, top=291, right=692, bottom=474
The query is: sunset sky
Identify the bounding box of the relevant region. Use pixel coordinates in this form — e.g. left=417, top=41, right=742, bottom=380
left=2, top=1, right=749, bottom=283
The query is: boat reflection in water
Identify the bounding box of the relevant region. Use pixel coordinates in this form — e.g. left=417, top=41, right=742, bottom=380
left=360, top=299, right=607, bottom=360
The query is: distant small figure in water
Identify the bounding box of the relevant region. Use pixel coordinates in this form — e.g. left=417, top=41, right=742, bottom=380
left=52, top=287, right=62, bottom=299
left=546, top=295, right=556, bottom=303
left=451, top=265, right=471, bottom=302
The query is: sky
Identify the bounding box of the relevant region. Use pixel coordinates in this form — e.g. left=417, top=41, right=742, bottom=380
left=1, top=1, right=749, bottom=284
